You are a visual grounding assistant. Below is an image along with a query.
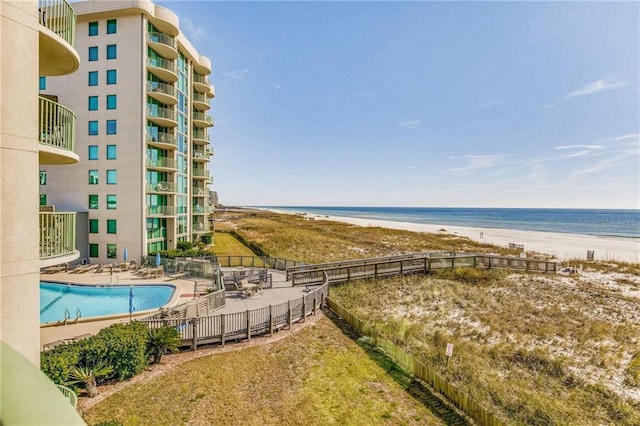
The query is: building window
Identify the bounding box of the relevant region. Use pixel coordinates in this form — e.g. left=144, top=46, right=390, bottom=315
left=89, top=170, right=99, bottom=185
left=88, top=145, right=98, bottom=160
left=89, top=194, right=98, bottom=209
left=89, top=244, right=99, bottom=258
left=88, top=46, right=98, bottom=61
left=107, top=194, right=117, bottom=209
left=106, top=170, right=117, bottom=184
left=39, top=171, right=47, bottom=185
left=106, top=120, right=117, bottom=135
left=106, top=95, right=117, bottom=110
left=88, top=21, right=98, bottom=36
left=106, top=69, right=117, bottom=85
left=106, top=44, right=117, bottom=60
left=106, top=145, right=117, bottom=159
left=107, top=19, right=117, bottom=34
left=88, top=71, right=98, bottom=86
left=107, top=244, right=117, bottom=259
left=89, top=219, right=99, bottom=233
left=39, top=194, right=47, bottom=206
left=107, top=219, right=117, bottom=234
left=39, top=76, right=46, bottom=90
left=88, top=121, right=98, bottom=135
left=88, top=96, right=98, bottom=111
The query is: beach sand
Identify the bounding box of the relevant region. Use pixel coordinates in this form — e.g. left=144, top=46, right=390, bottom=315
left=304, top=214, right=640, bottom=263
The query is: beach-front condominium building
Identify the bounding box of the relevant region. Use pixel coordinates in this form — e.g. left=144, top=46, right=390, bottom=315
left=41, top=0, right=215, bottom=265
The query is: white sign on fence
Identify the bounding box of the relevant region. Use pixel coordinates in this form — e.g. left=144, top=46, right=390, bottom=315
left=446, top=343, right=454, bottom=357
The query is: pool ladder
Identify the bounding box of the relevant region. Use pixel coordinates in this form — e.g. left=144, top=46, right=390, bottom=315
left=62, top=308, right=81, bottom=325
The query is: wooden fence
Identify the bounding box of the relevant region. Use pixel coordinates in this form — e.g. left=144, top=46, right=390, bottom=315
left=288, top=252, right=558, bottom=286
left=328, top=299, right=506, bottom=426
left=139, top=279, right=329, bottom=350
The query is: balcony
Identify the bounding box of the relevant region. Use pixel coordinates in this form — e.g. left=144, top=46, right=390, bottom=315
left=146, top=181, right=177, bottom=194
left=192, top=148, right=210, bottom=163
left=147, top=57, right=177, bottom=83
left=192, top=111, right=213, bottom=128
left=39, top=96, right=78, bottom=165
left=192, top=129, right=209, bottom=145
left=147, top=105, right=177, bottom=127
left=192, top=169, right=210, bottom=181
left=192, top=222, right=211, bottom=234
left=146, top=205, right=176, bottom=217
left=193, top=186, right=207, bottom=197
left=40, top=211, right=79, bottom=267
left=192, top=92, right=210, bottom=111
left=147, top=32, right=178, bottom=60
left=147, top=81, right=177, bottom=105
left=192, top=74, right=211, bottom=94
left=146, top=157, right=177, bottom=172
left=147, top=227, right=167, bottom=241
left=147, top=131, right=177, bottom=150
left=38, top=0, right=80, bottom=76
left=192, top=204, right=206, bottom=215
left=1, top=342, right=84, bottom=425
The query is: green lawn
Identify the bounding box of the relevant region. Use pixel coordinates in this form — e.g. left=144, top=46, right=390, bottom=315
left=209, top=232, right=256, bottom=257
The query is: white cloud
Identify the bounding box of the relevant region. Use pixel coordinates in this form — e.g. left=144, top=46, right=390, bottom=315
left=224, top=69, right=250, bottom=80
left=181, top=18, right=207, bottom=42
left=448, top=154, right=512, bottom=175
left=398, top=120, right=422, bottom=129
left=543, top=103, right=558, bottom=109
left=468, top=100, right=504, bottom=111
left=565, top=79, right=628, bottom=98
left=609, top=133, right=639, bottom=142
left=554, top=145, right=604, bottom=150
left=275, top=84, right=281, bottom=89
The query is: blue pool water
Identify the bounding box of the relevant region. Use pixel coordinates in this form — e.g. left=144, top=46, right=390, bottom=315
left=40, top=282, right=175, bottom=324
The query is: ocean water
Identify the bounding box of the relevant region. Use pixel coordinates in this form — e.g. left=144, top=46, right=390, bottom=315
left=258, top=207, right=640, bottom=239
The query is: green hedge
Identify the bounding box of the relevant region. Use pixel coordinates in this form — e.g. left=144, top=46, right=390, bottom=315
left=41, top=322, right=149, bottom=384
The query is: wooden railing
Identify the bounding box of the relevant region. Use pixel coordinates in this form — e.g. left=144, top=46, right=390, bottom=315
left=139, top=279, right=329, bottom=350
left=214, top=255, right=306, bottom=271
left=328, top=299, right=506, bottom=426
left=288, top=252, right=558, bottom=286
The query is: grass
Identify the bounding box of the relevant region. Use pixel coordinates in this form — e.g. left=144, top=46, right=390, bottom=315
left=208, top=232, right=257, bottom=257
left=84, top=316, right=444, bottom=426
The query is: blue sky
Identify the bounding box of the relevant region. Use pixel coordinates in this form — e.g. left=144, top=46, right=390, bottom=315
left=159, top=1, right=639, bottom=209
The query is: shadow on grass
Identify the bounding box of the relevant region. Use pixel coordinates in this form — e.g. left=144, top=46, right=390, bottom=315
left=324, top=308, right=470, bottom=426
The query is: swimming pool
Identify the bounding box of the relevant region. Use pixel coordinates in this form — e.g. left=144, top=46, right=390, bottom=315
left=40, top=282, right=175, bottom=324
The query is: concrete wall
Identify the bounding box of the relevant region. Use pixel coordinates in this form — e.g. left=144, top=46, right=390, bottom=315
left=1, top=0, right=42, bottom=364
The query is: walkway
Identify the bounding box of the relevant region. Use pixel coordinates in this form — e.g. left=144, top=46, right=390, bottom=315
left=40, top=267, right=314, bottom=349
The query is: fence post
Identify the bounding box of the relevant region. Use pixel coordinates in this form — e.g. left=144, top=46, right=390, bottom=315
left=302, top=298, right=306, bottom=323
left=400, top=261, right=403, bottom=275
left=191, top=317, right=198, bottom=351
left=221, top=314, right=226, bottom=346
left=313, top=293, right=317, bottom=316
left=374, top=264, right=378, bottom=279
left=246, top=310, right=251, bottom=341
left=269, top=305, right=274, bottom=335
left=288, top=300, right=292, bottom=329
left=347, top=268, right=350, bottom=282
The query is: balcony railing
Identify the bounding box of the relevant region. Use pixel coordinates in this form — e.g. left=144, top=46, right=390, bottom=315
left=146, top=205, right=176, bottom=216
left=147, top=105, right=177, bottom=124
left=192, top=129, right=208, bottom=142
left=192, top=169, right=209, bottom=178
left=192, top=222, right=211, bottom=233
left=147, top=81, right=177, bottom=102
left=146, top=181, right=177, bottom=193
left=147, top=31, right=177, bottom=50
left=147, top=227, right=167, bottom=240
left=146, top=157, right=177, bottom=170
left=39, top=0, right=76, bottom=47
left=192, top=111, right=213, bottom=127
left=193, top=187, right=207, bottom=196
left=147, top=131, right=177, bottom=148
left=39, top=212, right=76, bottom=260
left=39, top=96, right=76, bottom=154
left=193, top=74, right=210, bottom=86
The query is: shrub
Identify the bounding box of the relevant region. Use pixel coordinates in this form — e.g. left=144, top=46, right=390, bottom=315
left=81, top=322, right=149, bottom=380
left=41, top=342, right=84, bottom=385
left=177, top=241, right=193, bottom=251
left=201, top=234, right=212, bottom=244
left=147, top=325, right=182, bottom=364
left=67, top=361, right=113, bottom=398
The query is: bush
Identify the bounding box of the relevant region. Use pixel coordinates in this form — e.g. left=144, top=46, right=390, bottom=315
left=201, top=234, right=211, bottom=244
left=41, top=342, right=84, bottom=385
left=177, top=241, right=193, bottom=251
left=82, top=322, right=149, bottom=380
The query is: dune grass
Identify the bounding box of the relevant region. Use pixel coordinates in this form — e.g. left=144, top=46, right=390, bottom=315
left=84, top=316, right=444, bottom=426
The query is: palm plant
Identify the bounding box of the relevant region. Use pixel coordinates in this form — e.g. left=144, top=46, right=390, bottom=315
left=66, top=361, right=113, bottom=398
left=147, top=325, right=181, bottom=364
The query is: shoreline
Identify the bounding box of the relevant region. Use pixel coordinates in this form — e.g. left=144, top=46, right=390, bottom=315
left=261, top=208, right=639, bottom=263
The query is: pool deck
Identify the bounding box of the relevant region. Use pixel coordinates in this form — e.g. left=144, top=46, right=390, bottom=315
left=40, top=267, right=315, bottom=349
